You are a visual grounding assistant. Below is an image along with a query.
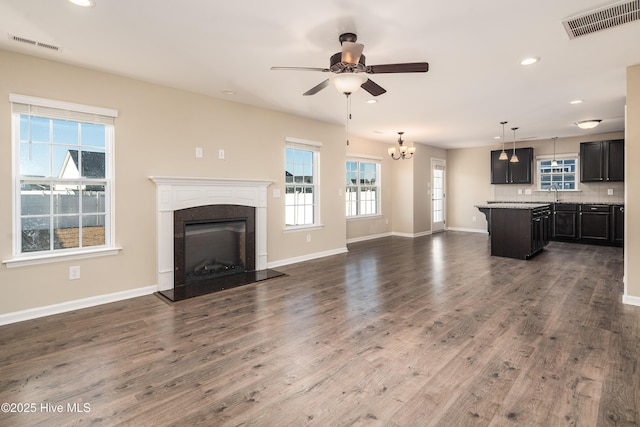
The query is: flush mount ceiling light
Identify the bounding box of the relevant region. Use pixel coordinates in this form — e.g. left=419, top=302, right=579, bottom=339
left=69, top=0, right=95, bottom=7
left=365, top=99, right=378, bottom=104
left=576, top=119, right=602, bottom=129
left=388, top=132, right=416, bottom=160
left=520, top=57, right=539, bottom=66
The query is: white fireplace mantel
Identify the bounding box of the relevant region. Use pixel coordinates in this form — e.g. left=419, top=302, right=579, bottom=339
left=149, top=176, right=273, bottom=291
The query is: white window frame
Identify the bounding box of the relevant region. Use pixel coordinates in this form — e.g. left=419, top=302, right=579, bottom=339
left=536, top=153, right=580, bottom=191
left=284, top=137, right=322, bottom=231
left=346, top=155, right=382, bottom=219
left=4, top=94, right=120, bottom=268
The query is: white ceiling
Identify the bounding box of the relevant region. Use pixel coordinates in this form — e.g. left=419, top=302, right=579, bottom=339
left=1, top=0, right=639, bottom=149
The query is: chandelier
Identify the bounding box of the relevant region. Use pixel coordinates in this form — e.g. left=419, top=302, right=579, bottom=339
left=388, top=132, right=416, bottom=160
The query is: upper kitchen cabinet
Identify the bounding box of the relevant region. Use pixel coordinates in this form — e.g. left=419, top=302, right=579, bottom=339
left=490, top=147, right=533, bottom=184
left=580, top=139, right=624, bottom=182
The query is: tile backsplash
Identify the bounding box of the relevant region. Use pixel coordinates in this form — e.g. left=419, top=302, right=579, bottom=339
left=493, top=181, right=625, bottom=204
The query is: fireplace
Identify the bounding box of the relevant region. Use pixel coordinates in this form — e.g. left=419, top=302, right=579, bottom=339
left=184, top=220, right=248, bottom=282
left=150, top=177, right=283, bottom=302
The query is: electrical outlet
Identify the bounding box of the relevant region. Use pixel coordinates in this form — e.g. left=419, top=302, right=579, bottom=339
left=607, top=189, right=614, bottom=196
left=517, top=189, right=523, bottom=195
left=273, top=189, right=280, bottom=198
left=472, top=216, right=477, bottom=222
left=195, top=147, right=203, bottom=158
left=69, top=265, right=80, bottom=280
left=525, top=189, right=532, bottom=195
left=306, top=234, right=311, bottom=243
left=218, top=149, right=225, bottom=159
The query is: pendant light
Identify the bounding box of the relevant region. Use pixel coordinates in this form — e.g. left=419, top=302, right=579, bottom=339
left=551, top=137, right=558, bottom=167
left=498, top=121, right=508, bottom=160
left=510, top=127, right=519, bottom=163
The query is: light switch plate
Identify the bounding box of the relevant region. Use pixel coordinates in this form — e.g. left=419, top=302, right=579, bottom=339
left=607, top=189, right=614, bottom=196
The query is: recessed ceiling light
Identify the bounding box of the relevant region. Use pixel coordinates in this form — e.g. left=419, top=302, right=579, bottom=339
left=520, top=57, right=539, bottom=66
left=222, top=90, right=236, bottom=95
left=69, top=0, right=95, bottom=7
left=365, top=99, right=378, bottom=104
left=373, top=130, right=384, bottom=134
left=570, top=99, right=584, bottom=104
left=493, top=136, right=501, bottom=140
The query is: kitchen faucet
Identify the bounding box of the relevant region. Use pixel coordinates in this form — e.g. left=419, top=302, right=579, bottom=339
left=549, top=184, right=559, bottom=202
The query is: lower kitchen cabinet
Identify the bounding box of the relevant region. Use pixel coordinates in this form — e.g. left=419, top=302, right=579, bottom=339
left=549, top=203, right=622, bottom=246
left=552, top=203, right=578, bottom=240
left=612, top=205, right=624, bottom=245
left=490, top=205, right=550, bottom=260
left=579, top=204, right=611, bottom=242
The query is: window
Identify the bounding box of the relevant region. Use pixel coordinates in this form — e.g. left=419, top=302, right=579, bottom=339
left=537, top=156, right=579, bottom=191
left=285, top=139, right=320, bottom=227
left=346, top=160, right=380, bottom=217
left=10, top=94, right=117, bottom=259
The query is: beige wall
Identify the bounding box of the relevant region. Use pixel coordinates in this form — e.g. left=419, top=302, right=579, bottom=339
left=413, top=145, right=447, bottom=234
left=626, top=64, right=640, bottom=301
left=0, top=49, right=348, bottom=315
left=446, top=146, right=494, bottom=231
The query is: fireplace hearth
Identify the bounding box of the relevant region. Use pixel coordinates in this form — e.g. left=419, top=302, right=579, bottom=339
left=150, top=177, right=284, bottom=302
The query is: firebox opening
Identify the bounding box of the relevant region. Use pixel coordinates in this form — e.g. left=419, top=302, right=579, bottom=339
left=184, top=219, right=248, bottom=283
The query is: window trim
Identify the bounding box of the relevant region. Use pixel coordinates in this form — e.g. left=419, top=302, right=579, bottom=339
left=536, top=153, right=580, bottom=191
left=346, top=155, right=382, bottom=219
left=284, top=137, right=322, bottom=231
left=4, top=94, right=120, bottom=267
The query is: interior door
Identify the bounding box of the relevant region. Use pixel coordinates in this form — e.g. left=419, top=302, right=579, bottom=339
left=432, top=158, right=446, bottom=233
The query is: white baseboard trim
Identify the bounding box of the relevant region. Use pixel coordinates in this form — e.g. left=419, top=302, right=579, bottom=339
left=0, top=285, right=157, bottom=326
left=622, top=294, right=640, bottom=307
left=447, top=227, right=488, bottom=234
left=347, top=232, right=392, bottom=244
left=267, top=247, right=348, bottom=269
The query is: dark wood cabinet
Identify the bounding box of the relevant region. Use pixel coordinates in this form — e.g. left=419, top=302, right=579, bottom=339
left=580, top=140, right=624, bottom=182
left=489, top=205, right=549, bottom=259
left=490, top=147, right=533, bottom=184
left=579, top=204, right=610, bottom=241
left=612, top=205, right=624, bottom=245
left=552, top=203, right=578, bottom=240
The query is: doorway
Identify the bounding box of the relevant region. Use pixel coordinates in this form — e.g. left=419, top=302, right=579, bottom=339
left=431, top=158, right=446, bottom=233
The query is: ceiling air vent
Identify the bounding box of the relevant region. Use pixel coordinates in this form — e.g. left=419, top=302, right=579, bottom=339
left=8, top=34, right=61, bottom=51
left=562, top=0, right=640, bottom=39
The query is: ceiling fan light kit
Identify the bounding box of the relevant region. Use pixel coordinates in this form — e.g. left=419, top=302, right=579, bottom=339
left=330, top=72, right=368, bottom=94
left=576, top=119, right=602, bottom=129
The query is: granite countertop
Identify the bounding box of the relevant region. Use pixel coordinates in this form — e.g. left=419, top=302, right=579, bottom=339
left=489, top=200, right=623, bottom=206
left=475, top=203, right=550, bottom=209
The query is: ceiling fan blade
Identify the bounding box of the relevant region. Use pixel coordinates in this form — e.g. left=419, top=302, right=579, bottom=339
left=361, top=79, right=387, bottom=96
left=366, top=62, right=429, bottom=74
left=271, top=66, right=330, bottom=72
left=341, top=42, right=364, bottom=65
left=303, top=79, right=330, bottom=96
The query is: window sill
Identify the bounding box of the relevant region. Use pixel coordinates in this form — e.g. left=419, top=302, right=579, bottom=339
left=347, top=214, right=384, bottom=221
left=283, top=224, right=324, bottom=233
left=3, top=246, right=122, bottom=268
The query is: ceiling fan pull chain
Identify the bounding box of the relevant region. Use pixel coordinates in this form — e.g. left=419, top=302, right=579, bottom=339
left=346, top=92, right=351, bottom=145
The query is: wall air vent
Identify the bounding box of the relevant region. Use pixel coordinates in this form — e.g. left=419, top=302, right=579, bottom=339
left=562, top=0, right=640, bottom=39
left=8, top=34, right=61, bottom=51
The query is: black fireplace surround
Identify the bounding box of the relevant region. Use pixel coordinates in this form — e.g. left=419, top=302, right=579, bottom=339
left=157, top=204, right=283, bottom=302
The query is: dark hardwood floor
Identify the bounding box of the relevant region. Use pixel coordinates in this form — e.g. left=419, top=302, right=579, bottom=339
left=0, top=232, right=637, bottom=426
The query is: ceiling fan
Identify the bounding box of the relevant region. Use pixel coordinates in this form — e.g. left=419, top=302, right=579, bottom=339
left=271, top=33, right=429, bottom=97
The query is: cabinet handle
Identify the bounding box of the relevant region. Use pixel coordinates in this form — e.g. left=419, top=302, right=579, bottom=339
left=620, top=207, right=624, bottom=213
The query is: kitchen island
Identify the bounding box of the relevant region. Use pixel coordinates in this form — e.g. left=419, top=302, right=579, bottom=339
left=475, top=203, right=551, bottom=260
